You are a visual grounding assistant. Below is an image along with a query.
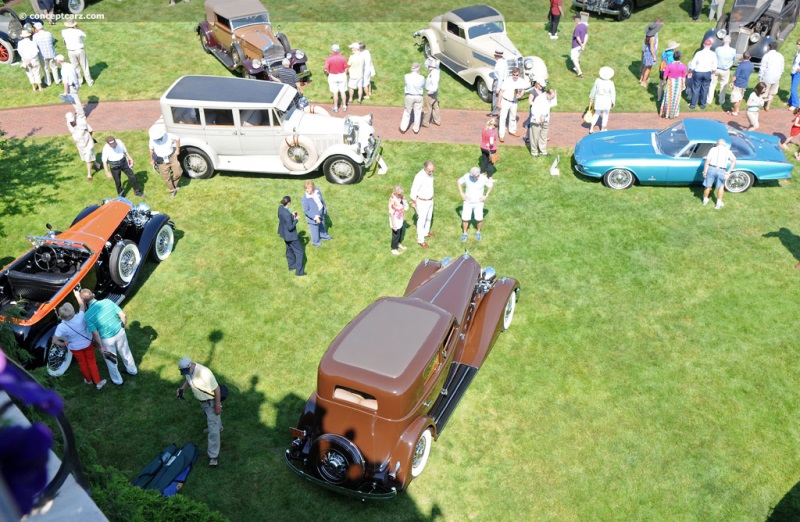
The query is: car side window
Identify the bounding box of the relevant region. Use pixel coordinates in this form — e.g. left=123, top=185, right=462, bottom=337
left=239, top=109, right=274, bottom=127
left=686, top=143, right=714, bottom=159
left=171, top=107, right=200, bottom=125
left=446, top=21, right=464, bottom=39
left=204, top=109, right=234, bottom=126
left=216, top=15, right=231, bottom=30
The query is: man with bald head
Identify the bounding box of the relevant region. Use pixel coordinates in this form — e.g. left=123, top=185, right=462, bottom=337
left=702, top=138, right=736, bottom=209
left=80, top=288, right=137, bottom=384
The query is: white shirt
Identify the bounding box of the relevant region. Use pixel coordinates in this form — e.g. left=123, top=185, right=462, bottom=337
left=54, top=311, right=92, bottom=351
left=62, top=27, right=86, bottom=51
left=425, top=67, right=439, bottom=94
left=410, top=169, right=434, bottom=200
left=690, top=48, right=717, bottom=73
left=18, top=38, right=39, bottom=62
left=68, top=116, right=93, bottom=150
left=705, top=144, right=735, bottom=169
left=492, top=56, right=508, bottom=86
left=458, top=173, right=493, bottom=203
left=759, top=49, right=785, bottom=84
left=792, top=51, right=800, bottom=74
left=149, top=133, right=179, bottom=158
left=500, top=76, right=528, bottom=101
left=61, top=62, right=79, bottom=88
left=362, top=49, right=374, bottom=76
left=102, top=139, right=128, bottom=163
left=404, top=71, right=424, bottom=96
left=530, top=94, right=556, bottom=123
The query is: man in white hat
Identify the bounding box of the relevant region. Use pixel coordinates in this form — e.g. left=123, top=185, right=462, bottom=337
left=347, top=42, right=365, bottom=106
left=148, top=124, right=183, bottom=198
left=18, top=30, right=43, bottom=92
left=496, top=66, right=528, bottom=142
left=400, top=62, right=425, bottom=134
left=56, top=54, right=84, bottom=117
left=489, top=49, right=508, bottom=116
left=421, top=57, right=441, bottom=128
left=176, top=357, right=222, bottom=466
left=62, top=19, right=93, bottom=86
left=324, top=44, right=348, bottom=113
left=33, top=22, right=59, bottom=86
left=66, top=112, right=100, bottom=180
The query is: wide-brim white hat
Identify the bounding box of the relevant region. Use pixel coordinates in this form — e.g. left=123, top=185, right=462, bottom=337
left=148, top=124, right=166, bottom=141
left=599, top=66, right=614, bottom=80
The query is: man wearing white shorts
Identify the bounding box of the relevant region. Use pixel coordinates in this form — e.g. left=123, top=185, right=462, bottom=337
left=458, top=167, right=494, bottom=242
left=324, top=44, right=348, bottom=113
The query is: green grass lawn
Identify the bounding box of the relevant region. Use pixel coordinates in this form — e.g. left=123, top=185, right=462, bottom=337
left=2, top=0, right=799, bottom=113
left=3, top=132, right=800, bottom=520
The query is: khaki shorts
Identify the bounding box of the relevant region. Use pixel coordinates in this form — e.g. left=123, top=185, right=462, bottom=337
left=764, top=82, right=780, bottom=97
left=730, top=86, right=746, bottom=103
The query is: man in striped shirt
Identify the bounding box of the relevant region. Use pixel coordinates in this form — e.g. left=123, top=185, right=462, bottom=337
left=33, top=22, right=59, bottom=86
left=80, top=289, right=138, bottom=385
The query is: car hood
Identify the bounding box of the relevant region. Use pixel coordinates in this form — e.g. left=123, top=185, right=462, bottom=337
left=234, top=25, right=280, bottom=51
left=288, top=111, right=345, bottom=135
left=473, top=33, right=521, bottom=60
left=581, top=130, right=656, bottom=159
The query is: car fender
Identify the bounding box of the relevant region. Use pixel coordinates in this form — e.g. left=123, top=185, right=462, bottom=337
left=179, top=138, right=221, bottom=169
left=417, top=28, right=442, bottom=56
left=403, top=259, right=443, bottom=296
left=460, top=279, right=519, bottom=368
left=748, top=36, right=775, bottom=62
left=196, top=22, right=219, bottom=49
left=138, top=214, right=174, bottom=260
left=319, top=145, right=364, bottom=165
left=388, top=416, right=436, bottom=490
left=31, top=321, right=58, bottom=367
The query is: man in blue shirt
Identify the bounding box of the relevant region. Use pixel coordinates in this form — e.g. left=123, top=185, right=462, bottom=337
left=708, top=36, right=737, bottom=106
left=728, top=52, right=755, bottom=116
left=80, top=289, right=138, bottom=385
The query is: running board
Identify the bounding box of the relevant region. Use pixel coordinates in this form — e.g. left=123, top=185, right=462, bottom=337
left=429, top=362, right=478, bottom=434
left=106, top=292, right=125, bottom=305
left=211, top=47, right=236, bottom=69
left=434, top=53, right=466, bottom=75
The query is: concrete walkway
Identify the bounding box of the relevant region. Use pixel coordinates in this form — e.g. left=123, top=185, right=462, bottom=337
left=0, top=99, right=792, bottom=148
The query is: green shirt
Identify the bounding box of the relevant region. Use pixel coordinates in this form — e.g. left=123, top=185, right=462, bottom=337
left=84, top=299, right=123, bottom=339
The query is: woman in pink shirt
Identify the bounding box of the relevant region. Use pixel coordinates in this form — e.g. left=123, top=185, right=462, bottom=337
left=660, top=50, right=686, bottom=119
left=388, top=185, right=409, bottom=255
left=480, top=118, right=498, bottom=178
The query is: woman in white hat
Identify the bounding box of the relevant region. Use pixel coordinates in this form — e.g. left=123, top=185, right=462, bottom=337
left=66, top=112, right=100, bottom=180
left=17, top=30, right=43, bottom=92
left=589, top=66, right=616, bottom=133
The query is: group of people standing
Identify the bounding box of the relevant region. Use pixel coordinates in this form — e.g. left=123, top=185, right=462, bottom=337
left=18, top=19, right=93, bottom=95
left=399, top=58, right=441, bottom=134
left=323, top=42, right=376, bottom=113
left=277, top=181, right=333, bottom=276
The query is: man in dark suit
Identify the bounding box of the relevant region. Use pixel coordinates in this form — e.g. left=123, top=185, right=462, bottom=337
left=277, top=196, right=306, bottom=276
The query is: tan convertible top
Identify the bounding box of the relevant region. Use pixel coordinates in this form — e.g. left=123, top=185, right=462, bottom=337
left=205, top=0, right=267, bottom=20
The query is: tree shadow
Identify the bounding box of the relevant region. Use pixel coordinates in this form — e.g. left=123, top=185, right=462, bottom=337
left=762, top=227, right=800, bottom=265
left=767, top=478, right=800, bottom=521
left=0, top=137, right=74, bottom=238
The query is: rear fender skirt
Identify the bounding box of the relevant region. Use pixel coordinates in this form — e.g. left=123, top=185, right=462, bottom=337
left=388, top=416, right=435, bottom=490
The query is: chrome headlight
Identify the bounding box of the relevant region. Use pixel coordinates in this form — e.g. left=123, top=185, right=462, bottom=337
left=482, top=266, right=497, bottom=282
left=750, top=33, right=761, bottom=44
left=252, top=58, right=262, bottom=68
left=716, top=29, right=727, bottom=39
left=343, top=119, right=356, bottom=145
left=523, top=57, right=535, bottom=71
left=135, top=203, right=151, bottom=214
left=295, top=50, right=305, bottom=60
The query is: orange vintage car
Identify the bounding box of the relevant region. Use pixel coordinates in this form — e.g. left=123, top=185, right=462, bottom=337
left=197, top=0, right=309, bottom=82
left=286, top=254, right=519, bottom=499
left=0, top=198, right=175, bottom=374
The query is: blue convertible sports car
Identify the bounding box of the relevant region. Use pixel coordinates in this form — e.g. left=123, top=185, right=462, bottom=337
left=573, top=119, right=792, bottom=192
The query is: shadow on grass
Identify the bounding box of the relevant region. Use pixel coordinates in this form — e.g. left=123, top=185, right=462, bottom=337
left=762, top=227, right=800, bottom=265
left=0, top=137, right=73, bottom=238
left=767, top=478, right=800, bottom=521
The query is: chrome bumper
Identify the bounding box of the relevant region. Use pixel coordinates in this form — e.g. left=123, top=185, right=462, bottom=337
left=284, top=451, right=398, bottom=500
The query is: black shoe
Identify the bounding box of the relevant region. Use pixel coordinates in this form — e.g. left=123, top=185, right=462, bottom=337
left=135, top=192, right=145, bottom=198
left=296, top=271, right=307, bottom=277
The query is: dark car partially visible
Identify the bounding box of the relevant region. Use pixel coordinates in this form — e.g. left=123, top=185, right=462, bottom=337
left=571, top=0, right=663, bottom=21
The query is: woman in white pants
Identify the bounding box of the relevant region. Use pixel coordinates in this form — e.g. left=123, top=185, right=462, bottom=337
left=589, top=66, right=616, bottom=133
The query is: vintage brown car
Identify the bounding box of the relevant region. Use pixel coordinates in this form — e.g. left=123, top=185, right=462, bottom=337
left=285, top=255, right=519, bottom=499
left=197, top=0, right=309, bottom=82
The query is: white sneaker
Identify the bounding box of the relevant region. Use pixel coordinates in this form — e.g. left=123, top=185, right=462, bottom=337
left=96, top=379, right=107, bottom=390
left=715, top=200, right=724, bottom=209
left=702, top=197, right=709, bottom=206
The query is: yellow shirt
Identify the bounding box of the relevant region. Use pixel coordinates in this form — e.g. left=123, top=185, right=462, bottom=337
left=185, top=362, right=219, bottom=401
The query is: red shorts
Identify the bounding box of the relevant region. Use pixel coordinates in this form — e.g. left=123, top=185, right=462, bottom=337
left=791, top=125, right=800, bottom=137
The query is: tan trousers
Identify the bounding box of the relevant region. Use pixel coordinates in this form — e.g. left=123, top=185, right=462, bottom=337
left=529, top=120, right=549, bottom=155
left=68, top=48, right=93, bottom=84
left=422, top=92, right=440, bottom=126
left=200, top=400, right=222, bottom=458
left=156, top=153, right=182, bottom=193
left=41, top=57, right=59, bottom=85
left=400, top=94, right=423, bottom=133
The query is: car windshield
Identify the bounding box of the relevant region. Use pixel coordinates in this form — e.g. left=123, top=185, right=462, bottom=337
left=727, top=128, right=756, bottom=157
left=467, top=21, right=504, bottom=39
left=656, top=122, right=690, bottom=157
left=231, top=13, right=270, bottom=30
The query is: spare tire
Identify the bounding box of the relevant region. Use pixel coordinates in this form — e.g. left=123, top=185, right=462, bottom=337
left=279, top=135, right=319, bottom=172
left=311, top=434, right=365, bottom=486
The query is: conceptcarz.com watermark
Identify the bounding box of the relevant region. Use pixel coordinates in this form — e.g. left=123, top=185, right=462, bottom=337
left=17, top=12, right=106, bottom=22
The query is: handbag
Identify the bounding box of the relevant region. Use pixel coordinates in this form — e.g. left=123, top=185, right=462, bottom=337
left=490, top=150, right=499, bottom=164
left=582, top=104, right=595, bottom=124
left=196, top=383, right=229, bottom=402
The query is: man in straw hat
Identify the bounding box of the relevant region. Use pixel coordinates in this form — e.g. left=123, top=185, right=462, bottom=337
left=52, top=288, right=107, bottom=389
left=422, top=57, right=441, bottom=128
left=61, top=19, right=93, bottom=86
left=17, top=29, right=43, bottom=92
left=488, top=49, right=508, bottom=116
left=148, top=124, right=183, bottom=198
left=400, top=62, right=425, bottom=134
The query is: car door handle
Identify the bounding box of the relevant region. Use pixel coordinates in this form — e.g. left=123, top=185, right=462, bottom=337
left=423, top=399, right=433, bottom=407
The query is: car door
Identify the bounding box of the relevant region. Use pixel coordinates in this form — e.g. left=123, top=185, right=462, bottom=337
left=668, top=142, right=714, bottom=184
left=211, top=14, right=234, bottom=52
left=201, top=108, right=241, bottom=156
left=237, top=108, right=280, bottom=156
left=442, top=19, right=470, bottom=68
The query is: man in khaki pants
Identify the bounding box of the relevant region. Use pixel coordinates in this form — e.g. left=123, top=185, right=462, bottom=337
left=148, top=124, right=183, bottom=198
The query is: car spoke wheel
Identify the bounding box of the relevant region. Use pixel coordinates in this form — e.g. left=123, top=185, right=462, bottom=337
left=150, top=223, right=174, bottom=263
left=617, top=0, right=633, bottom=20
left=725, top=171, right=754, bottom=193
left=323, top=155, right=362, bottom=185
left=475, top=77, right=492, bottom=103
left=422, top=37, right=432, bottom=58
left=200, top=33, right=211, bottom=54
left=0, top=39, right=13, bottom=65
left=502, top=291, right=517, bottom=331
left=109, top=240, right=141, bottom=287
left=603, top=168, right=635, bottom=190
left=410, top=428, right=432, bottom=478
left=46, top=343, right=72, bottom=377
left=311, top=434, right=365, bottom=486
left=180, top=147, right=214, bottom=179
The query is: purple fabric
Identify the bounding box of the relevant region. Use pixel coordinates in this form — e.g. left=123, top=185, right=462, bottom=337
left=0, top=424, right=53, bottom=515
left=572, top=23, right=587, bottom=49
